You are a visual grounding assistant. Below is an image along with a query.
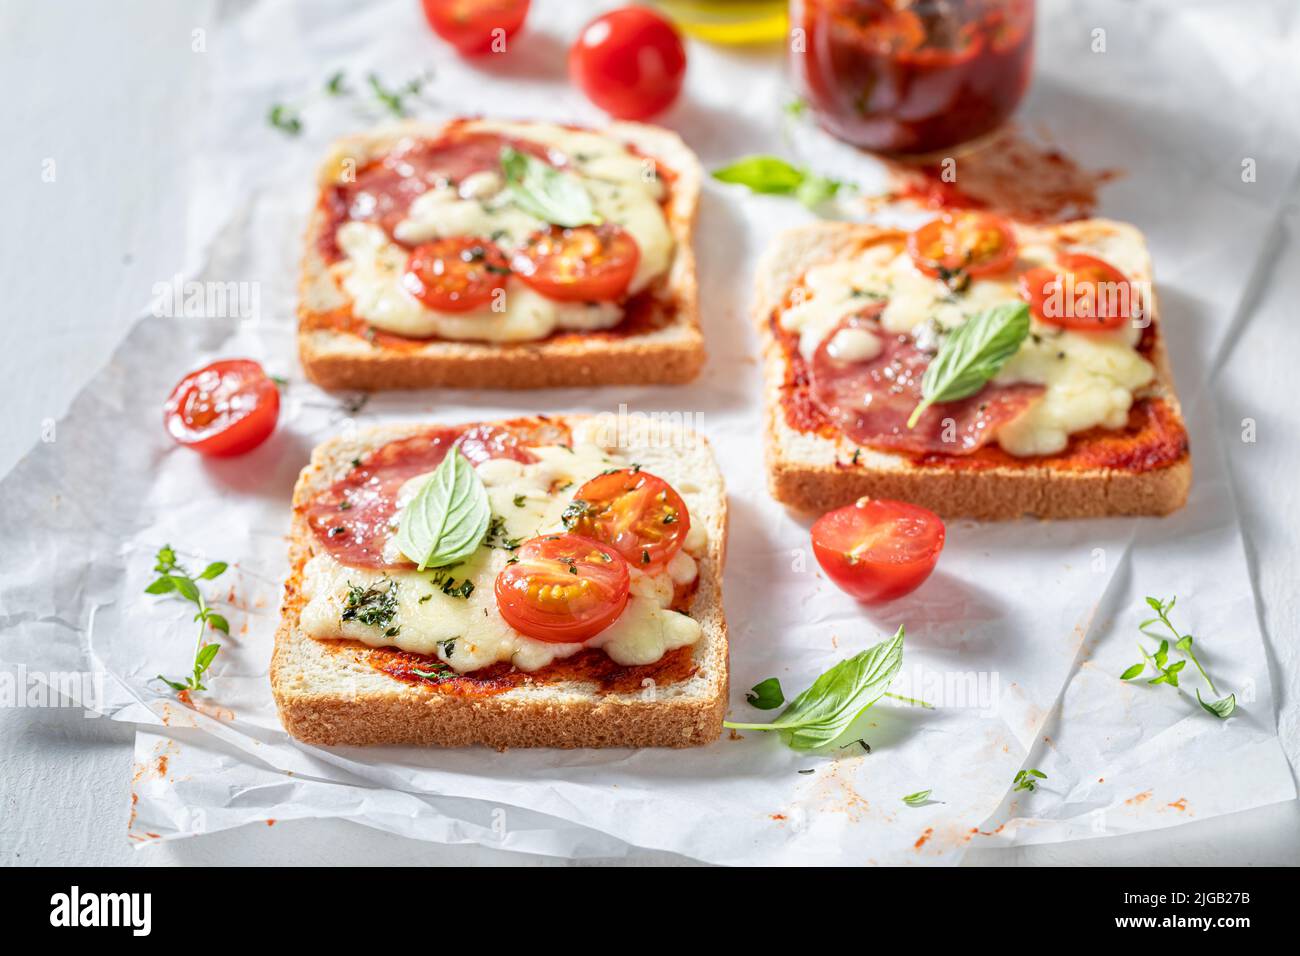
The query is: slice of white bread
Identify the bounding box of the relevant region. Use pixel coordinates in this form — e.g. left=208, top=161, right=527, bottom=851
left=756, top=221, right=1192, bottom=520
left=298, top=120, right=704, bottom=390
left=271, top=414, right=728, bottom=749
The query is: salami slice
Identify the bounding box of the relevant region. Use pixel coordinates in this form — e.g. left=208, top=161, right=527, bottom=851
left=319, top=131, right=552, bottom=261
left=305, top=424, right=542, bottom=569
left=809, top=310, right=1043, bottom=455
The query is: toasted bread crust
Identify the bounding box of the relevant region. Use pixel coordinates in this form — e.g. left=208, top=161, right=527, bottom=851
left=755, top=222, right=1191, bottom=520
left=271, top=417, right=729, bottom=749
left=298, top=120, right=704, bottom=391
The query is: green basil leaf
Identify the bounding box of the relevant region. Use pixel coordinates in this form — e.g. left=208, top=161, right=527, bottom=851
left=396, top=449, right=491, bottom=571
left=902, top=789, right=932, bottom=807
left=1119, top=662, right=1146, bottom=681
left=907, top=302, right=1031, bottom=428
left=724, top=626, right=905, bottom=750
left=1197, top=690, right=1236, bottom=719
left=745, top=677, right=785, bottom=710
left=712, top=155, right=807, bottom=194
left=144, top=577, right=176, bottom=595
left=794, top=174, right=842, bottom=208
left=500, top=146, right=600, bottom=228
left=205, top=613, right=230, bottom=635
left=712, top=155, right=847, bottom=209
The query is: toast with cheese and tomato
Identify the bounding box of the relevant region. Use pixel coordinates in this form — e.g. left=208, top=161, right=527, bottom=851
left=299, top=118, right=703, bottom=390
left=271, top=413, right=727, bottom=749
left=756, top=215, right=1191, bottom=520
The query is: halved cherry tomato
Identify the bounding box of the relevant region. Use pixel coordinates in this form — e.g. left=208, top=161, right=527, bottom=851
left=495, top=534, right=630, bottom=643
left=420, top=0, right=530, bottom=57
left=512, top=224, right=639, bottom=302
left=907, top=212, right=1018, bottom=285
left=403, top=238, right=510, bottom=312
left=811, top=498, right=945, bottom=604
left=1018, top=253, right=1136, bottom=331
left=564, top=468, right=689, bottom=573
left=163, top=359, right=280, bottom=457
left=569, top=7, right=687, bottom=120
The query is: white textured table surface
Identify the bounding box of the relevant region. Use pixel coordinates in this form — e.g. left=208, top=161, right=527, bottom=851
left=1, top=0, right=1296, bottom=866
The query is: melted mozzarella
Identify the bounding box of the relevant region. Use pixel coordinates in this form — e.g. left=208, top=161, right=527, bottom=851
left=777, top=229, right=1157, bottom=458
left=336, top=221, right=621, bottom=341
left=300, top=439, right=705, bottom=674
left=335, top=121, right=674, bottom=342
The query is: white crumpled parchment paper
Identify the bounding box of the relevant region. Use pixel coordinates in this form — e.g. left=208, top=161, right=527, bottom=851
left=1, top=0, right=1295, bottom=864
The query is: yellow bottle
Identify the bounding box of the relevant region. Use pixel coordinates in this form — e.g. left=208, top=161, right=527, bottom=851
left=652, top=0, right=788, bottom=45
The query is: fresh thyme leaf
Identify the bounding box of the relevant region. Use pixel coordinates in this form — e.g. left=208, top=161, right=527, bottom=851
left=907, top=302, right=1031, bottom=428
left=268, top=104, right=303, bottom=136
left=324, top=70, right=348, bottom=96
left=745, top=677, right=785, bottom=710
left=145, top=545, right=230, bottom=694
left=1145, top=596, right=1220, bottom=695
left=1120, top=662, right=1146, bottom=681
left=902, top=789, right=932, bottom=807
left=198, top=561, right=228, bottom=580
left=1013, top=769, right=1047, bottom=792
left=1197, top=690, right=1236, bottom=719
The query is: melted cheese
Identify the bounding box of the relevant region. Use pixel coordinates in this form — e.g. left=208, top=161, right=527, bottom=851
left=777, top=228, right=1156, bottom=457
left=336, top=221, right=622, bottom=341
left=335, top=120, right=674, bottom=342
left=300, top=438, right=705, bottom=674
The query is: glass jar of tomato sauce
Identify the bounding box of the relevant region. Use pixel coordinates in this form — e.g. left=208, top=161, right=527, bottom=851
left=790, top=0, right=1034, bottom=155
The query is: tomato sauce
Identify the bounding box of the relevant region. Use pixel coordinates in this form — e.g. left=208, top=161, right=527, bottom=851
left=791, top=0, right=1035, bottom=155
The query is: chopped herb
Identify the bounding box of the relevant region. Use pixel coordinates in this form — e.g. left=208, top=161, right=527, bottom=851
left=327, top=526, right=346, bottom=538
left=268, top=103, right=302, bottom=136
left=561, top=500, right=591, bottom=531
left=483, top=514, right=523, bottom=551
left=342, top=578, right=399, bottom=629
left=324, top=70, right=348, bottom=96
left=902, top=790, right=932, bottom=807
left=438, top=638, right=457, bottom=657
left=418, top=594, right=433, bottom=604
left=641, top=549, right=651, bottom=565
left=512, top=494, right=527, bottom=508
